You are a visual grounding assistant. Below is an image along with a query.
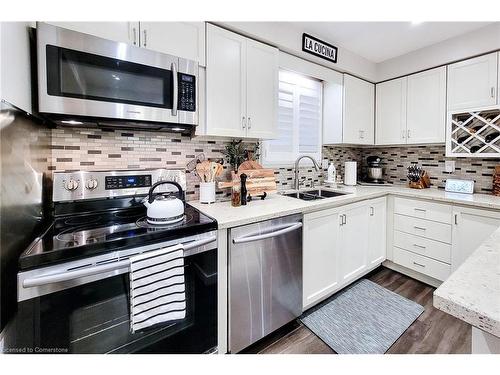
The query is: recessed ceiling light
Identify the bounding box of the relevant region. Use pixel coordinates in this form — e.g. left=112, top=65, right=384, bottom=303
left=411, top=21, right=423, bottom=26
left=171, top=127, right=185, bottom=132
left=61, top=120, right=84, bottom=125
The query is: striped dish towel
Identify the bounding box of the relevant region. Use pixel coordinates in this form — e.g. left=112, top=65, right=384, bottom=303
left=129, top=244, right=186, bottom=333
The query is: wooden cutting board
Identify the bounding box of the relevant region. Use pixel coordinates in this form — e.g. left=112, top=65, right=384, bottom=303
left=218, top=168, right=277, bottom=196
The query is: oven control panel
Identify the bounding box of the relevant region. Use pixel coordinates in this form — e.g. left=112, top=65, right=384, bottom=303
left=53, top=169, right=187, bottom=202
left=105, top=175, right=152, bottom=190
left=178, top=73, right=196, bottom=112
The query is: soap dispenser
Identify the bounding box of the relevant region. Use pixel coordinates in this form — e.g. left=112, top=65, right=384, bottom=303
left=327, top=162, right=336, bottom=183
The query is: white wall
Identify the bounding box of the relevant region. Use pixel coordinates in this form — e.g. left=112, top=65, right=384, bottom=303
left=0, top=22, right=33, bottom=114
left=377, top=23, right=500, bottom=82
left=218, top=22, right=377, bottom=82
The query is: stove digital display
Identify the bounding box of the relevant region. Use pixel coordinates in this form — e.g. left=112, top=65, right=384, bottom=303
left=105, top=175, right=152, bottom=190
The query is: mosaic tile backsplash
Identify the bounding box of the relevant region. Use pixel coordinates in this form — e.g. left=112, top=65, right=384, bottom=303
left=49, top=127, right=500, bottom=199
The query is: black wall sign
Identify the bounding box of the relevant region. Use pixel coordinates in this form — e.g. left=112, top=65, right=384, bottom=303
left=302, top=33, right=338, bottom=63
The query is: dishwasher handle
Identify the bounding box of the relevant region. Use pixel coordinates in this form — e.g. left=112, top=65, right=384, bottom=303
left=232, top=222, right=302, bottom=244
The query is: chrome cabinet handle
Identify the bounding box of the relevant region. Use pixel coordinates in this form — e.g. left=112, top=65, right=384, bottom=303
left=402, top=129, right=406, bottom=139
left=232, top=222, right=302, bottom=244
left=413, top=261, right=426, bottom=268
left=242, top=116, right=246, bottom=129
left=343, top=214, right=347, bottom=225
left=491, top=87, right=496, bottom=98
left=247, top=117, right=252, bottom=130
left=171, top=62, right=178, bottom=116
left=414, top=226, right=426, bottom=231
left=22, top=236, right=217, bottom=288
left=370, top=207, right=374, bottom=216
left=143, top=29, right=147, bottom=47
left=132, top=27, right=137, bottom=45
left=414, top=208, right=426, bottom=212
left=454, top=214, right=458, bottom=225
left=413, top=244, right=426, bottom=249
left=407, top=129, right=411, bottom=138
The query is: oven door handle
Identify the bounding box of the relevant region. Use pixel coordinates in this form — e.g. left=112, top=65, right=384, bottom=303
left=171, top=61, right=178, bottom=116
left=22, top=236, right=217, bottom=288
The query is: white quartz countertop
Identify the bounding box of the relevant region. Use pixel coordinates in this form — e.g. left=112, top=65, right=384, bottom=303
left=190, top=184, right=500, bottom=338
left=434, top=227, right=500, bottom=337
left=190, top=184, right=500, bottom=229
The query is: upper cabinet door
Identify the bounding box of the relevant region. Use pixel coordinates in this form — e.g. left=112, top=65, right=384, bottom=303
left=139, top=22, right=206, bottom=66
left=245, top=39, right=278, bottom=139
left=343, top=74, right=374, bottom=145
left=375, top=77, right=407, bottom=145
left=406, top=67, right=446, bottom=144
left=47, top=22, right=139, bottom=46
left=447, top=52, right=498, bottom=110
left=206, top=24, right=247, bottom=137
left=322, top=72, right=344, bottom=144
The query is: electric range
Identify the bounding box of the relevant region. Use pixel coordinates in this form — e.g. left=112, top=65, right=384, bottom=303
left=16, top=169, right=218, bottom=354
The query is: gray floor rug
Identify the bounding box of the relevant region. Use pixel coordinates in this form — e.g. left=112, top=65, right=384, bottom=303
left=300, top=279, right=424, bottom=354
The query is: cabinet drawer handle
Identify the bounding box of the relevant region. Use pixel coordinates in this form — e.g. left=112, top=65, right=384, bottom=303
left=414, top=226, right=426, bottom=231
left=414, top=208, right=426, bottom=212
left=413, top=261, right=426, bottom=268
left=413, top=244, right=426, bottom=249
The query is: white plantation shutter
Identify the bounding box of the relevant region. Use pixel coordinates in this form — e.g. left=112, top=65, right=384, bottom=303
left=263, top=70, right=322, bottom=166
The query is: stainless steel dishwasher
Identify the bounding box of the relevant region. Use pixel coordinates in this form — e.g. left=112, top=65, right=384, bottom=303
left=229, top=214, right=303, bottom=353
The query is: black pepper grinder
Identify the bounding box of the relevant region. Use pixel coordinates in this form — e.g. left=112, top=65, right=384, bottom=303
left=240, top=173, right=248, bottom=205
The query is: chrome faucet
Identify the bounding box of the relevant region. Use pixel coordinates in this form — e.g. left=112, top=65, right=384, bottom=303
left=294, top=155, right=321, bottom=190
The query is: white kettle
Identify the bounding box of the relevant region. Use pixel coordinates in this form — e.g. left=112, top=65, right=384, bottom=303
left=143, top=181, right=185, bottom=225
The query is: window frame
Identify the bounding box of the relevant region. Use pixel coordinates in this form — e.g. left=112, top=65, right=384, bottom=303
left=262, top=69, right=323, bottom=168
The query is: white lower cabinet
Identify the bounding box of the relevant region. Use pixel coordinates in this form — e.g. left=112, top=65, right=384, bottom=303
left=302, top=208, right=340, bottom=310
left=339, top=202, right=370, bottom=284
left=302, top=198, right=386, bottom=310
left=452, top=206, right=500, bottom=272
left=368, top=197, right=387, bottom=266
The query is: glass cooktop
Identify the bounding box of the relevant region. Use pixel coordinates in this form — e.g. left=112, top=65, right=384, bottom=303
left=19, top=204, right=217, bottom=270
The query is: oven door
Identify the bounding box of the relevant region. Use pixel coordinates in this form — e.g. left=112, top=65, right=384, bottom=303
left=16, top=235, right=217, bottom=354
left=37, top=22, right=193, bottom=125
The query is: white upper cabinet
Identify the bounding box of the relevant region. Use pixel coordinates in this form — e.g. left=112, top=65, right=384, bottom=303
left=447, top=52, right=498, bottom=110
left=139, top=22, right=206, bottom=65
left=322, top=72, right=344, bottom=144
left=206, top=25, right=247, bottom=137
left=406, top=67, right=446, bottom=144
left=46, top=22, right=140, bottom=46
left=343, top=74, right=375, bottom=145
left=376, top=77, right=407, bottom=145
left=205, top=24, right=278, bottom=139
left=245, top=39, right=278, bottom=139
left=0, top=22, right=32, bottom=113
left=47, top=22, right=206, bottom=65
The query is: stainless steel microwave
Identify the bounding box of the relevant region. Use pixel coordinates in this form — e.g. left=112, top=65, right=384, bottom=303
left=36, top=22, right=198, bottom=134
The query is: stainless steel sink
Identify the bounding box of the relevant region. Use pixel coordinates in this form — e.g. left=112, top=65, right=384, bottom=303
left=283, top=189, right=350, bottom=201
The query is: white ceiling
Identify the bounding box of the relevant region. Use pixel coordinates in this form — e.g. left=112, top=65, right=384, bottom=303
left=291, top=22, right=493, bottom=63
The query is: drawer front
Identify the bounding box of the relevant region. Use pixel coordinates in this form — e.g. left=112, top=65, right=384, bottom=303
left=394, top=214, right=452, bottom=243
left=394, top=230, right=451, bottom=264
left=393, top=247, right=451, bottom=281
left=394, top=197, right=452, bottom=224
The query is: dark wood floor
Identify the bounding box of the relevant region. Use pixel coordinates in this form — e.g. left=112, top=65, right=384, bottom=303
left=242, top=267, right=471, bottom=354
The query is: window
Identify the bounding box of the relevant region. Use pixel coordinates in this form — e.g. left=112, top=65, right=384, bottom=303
left=262, top=70, right=323, bottom=166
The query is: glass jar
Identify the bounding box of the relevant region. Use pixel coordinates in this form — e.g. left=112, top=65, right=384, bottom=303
left=231, top=184, right=241, bottom=207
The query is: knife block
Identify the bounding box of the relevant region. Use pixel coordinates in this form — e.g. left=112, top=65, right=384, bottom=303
left=408, top=171, right=431, bottom=189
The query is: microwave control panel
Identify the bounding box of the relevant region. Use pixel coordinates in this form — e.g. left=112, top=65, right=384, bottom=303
left=178, top=73, right=196, bottom=112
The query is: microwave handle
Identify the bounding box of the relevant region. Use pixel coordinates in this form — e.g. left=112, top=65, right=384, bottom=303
left=172, top=62, right=178, bottom=116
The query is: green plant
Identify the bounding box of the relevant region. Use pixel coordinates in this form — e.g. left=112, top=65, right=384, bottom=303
left=222, top=139, right=246, bottom=171
left=245, top=141, right=261, bottom=161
